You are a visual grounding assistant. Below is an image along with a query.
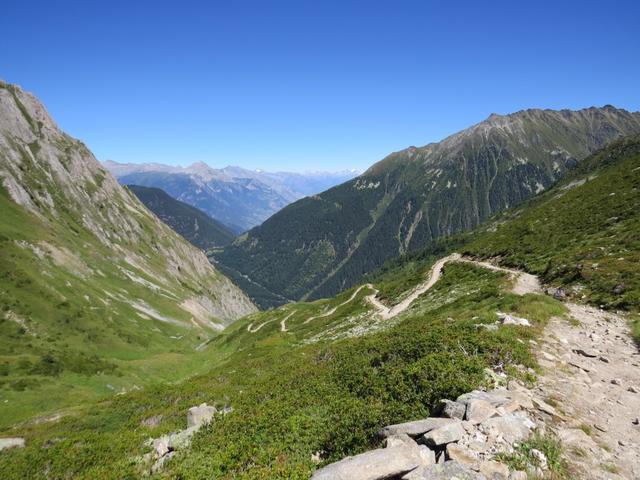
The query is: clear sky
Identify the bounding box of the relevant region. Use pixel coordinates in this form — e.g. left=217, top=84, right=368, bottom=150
left=1, top=1, right=639, bottom=172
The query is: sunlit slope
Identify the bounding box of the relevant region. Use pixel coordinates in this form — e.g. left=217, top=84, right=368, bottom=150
left=0, top=81, right=255, bottom=424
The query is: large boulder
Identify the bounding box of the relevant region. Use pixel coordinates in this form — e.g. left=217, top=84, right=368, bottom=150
left=423, top=422, right=465, bottom=447
left=402, top=460, right=487, bottom=479
left=186, top=403, right=217, bottom=429
left=310, top=445, right=428, bottom=480
left=379, top=418, right=456, bottom=438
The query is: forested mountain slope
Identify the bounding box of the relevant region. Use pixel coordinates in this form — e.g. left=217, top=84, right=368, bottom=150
left=215, top=106, right=640, bottom=307
left=0, top=81, right=255, bottom=424
left=127, top=184, right=235, bottom=250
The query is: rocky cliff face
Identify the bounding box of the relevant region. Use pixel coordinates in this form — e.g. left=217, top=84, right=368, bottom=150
left=215, top=106, right=640, bottom=307
left=0, top=80, right=255, bottom=327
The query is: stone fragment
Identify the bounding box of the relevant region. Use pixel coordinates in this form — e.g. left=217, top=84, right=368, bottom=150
left=446, top=443, right=479, bottom=470
left=480, top=414, right=532, bottom=444
left=402, top=461, right=487, bottom=480
left=532, top=397, right=558, bottom=417
left=438, top=399, right=467, bottom=420
left=628, top=385, right=639, bottom=393
left=465, top=399, right=497, bottom=424
left=610, top=378, right=622, bottom=386
left=479, top=460, right=510, bottom=480
left=378, top=418, right=456, bottom=438
left=508, top=471, right=527, bottom=480
left=573, top=348, right=597, bottom=358
left=457, top=390, right=510, bottom=408
left=423, top=421, right=465, bottom=447
left=386, top=433, right=418, bottom=448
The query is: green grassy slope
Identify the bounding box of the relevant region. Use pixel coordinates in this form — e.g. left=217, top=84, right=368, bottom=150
left=464, top=134, right=640, bottom=311
left=0, top=82, right=255, bottom=426
left=127, top=184, right=235, bottom=249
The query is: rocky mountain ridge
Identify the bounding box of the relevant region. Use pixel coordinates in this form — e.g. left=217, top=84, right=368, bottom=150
left=214, top=106, right=640, bottom=308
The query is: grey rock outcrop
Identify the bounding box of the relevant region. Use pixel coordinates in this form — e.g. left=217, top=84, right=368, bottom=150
left=310, top=444, right=429, bottom=480
left=0, top=437, right=25, bottom=451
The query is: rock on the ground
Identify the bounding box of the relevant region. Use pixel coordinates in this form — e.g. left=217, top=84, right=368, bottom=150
left=465, top=399, right=497, bottom=425
left=480, top=414, right=533, bottom=444
left=508, top=471, right=527, bottom=480
left=446, top=443, right=479, bottom=470
left=379, top=418, right=456, bottom=438
left=457, top=390, right=511, bottom=408
left=439, top=399, right=467, bottom=420
left=479, top=460, right=510, bottom=480
left=402, top=461, right=487, bottom=479
left=186, top=403, right=217, bottom=428
left=423, top=422, right=465, bottom=447
left=497, top=312, right=531, bottom=327
left=386, top=433, right=418, bottom=448
left=0, top=437, right=25, bottom=451
left=310, top=445, right=428, bottom=480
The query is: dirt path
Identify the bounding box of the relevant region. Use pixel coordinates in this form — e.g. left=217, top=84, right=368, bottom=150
left=303, top=284, right=371, bottom=324
left=363, top=254, right=540, bottom=321
left=531, top=303, right=640, bottom=479
left=279, top=311, right=294, bottom=332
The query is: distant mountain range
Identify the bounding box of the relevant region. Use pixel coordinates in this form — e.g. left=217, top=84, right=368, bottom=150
left=104, top=160, right=359, bottom=232
left=127, top=185, right=236, bottom=250
left=213, top=106, right=640, bottom=308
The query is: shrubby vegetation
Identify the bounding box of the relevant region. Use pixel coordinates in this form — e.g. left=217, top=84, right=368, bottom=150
left=0, top=264, right=565, bottom=478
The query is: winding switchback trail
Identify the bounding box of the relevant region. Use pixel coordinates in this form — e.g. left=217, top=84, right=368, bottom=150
left=303, top=284, right=372, bottom=324
left=279, top=311, right=294, bottom=332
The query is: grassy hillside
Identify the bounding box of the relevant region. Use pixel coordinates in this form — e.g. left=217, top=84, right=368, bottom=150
left=465, top=134, right=640, bottom=311
left=0, top=261, right=564, bottom=478
left=215, top=107, right=640, bottom=308
left=127, top=184, right=235, bottom=249
left=0, top=82, right=255, bottom=426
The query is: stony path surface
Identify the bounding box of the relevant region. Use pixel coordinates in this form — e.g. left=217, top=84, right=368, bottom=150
left=532, top=303, right=640, bottom=479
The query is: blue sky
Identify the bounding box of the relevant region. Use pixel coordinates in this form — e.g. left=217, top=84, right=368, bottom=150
left=1, top=1, right=639, bottom=172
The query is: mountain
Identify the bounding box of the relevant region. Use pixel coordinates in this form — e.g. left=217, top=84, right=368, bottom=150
left=127, top=184, right=235, bottom=250
left=105, top=161, right=359, bottom=231
left=5, top=133, right=639, bottom=479
left=214, top=106, right=640, bottom=308
left=0, top=81, right=256, bottom=423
